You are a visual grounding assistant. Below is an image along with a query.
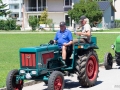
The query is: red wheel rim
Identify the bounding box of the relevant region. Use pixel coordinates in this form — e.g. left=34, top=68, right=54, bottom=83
left=54, top=76, right=63, bottom=90
left=86, top=55, right=98, bottom=81
left=14, top=80, right=23, bottom=90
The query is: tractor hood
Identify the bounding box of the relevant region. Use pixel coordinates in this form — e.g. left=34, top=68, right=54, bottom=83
left=113, top=35, right=120, bottom=52
left=116, top=35, right=120, bottom=44
left=20, top=44, right=59, bottom=52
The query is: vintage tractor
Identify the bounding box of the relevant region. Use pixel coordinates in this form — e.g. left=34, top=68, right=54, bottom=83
left=104, top=35, right=120, bottom=70
left=6, top=36, right=99, bottom=90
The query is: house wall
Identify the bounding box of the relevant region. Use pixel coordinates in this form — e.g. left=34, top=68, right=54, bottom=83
left=47, top=0, right=64, bottom=12
left=111, top=6, right=115, bottom=28
left=24, top=0, right=29, bottom=8
left=0, top=0, right=23, bottom=21
left=115, top=0, right=120, bottom=20
left=48, top=13, right=64, bottom=25
left=23, top=0, right=72, bottom=29
left=103, top=6, right=112, bottom=28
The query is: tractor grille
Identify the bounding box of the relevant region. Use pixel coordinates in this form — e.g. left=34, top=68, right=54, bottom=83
left=21, top=53, right=36, bottom=68
left=116, top=43, right=120, bottom=50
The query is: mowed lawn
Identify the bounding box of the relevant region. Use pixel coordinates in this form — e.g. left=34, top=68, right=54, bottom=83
left=0, top=33, right=119, bottom=88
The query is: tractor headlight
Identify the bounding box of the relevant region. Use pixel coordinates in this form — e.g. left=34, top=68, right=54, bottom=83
left=20, top=70, right=25, bottom=74
left=111, top=45, right=115, bottom=49
left=31, top=71, right=37, bottom=75
left=78, top=45, right=83, bottom=48
left=26, top=73, right=32, bottom=79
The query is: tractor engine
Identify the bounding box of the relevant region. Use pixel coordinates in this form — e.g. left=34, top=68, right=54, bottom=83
left=19, top=44, right=60, bottom=79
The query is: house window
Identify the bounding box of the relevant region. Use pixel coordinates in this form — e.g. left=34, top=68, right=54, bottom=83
left=29, top=15, right=41, bottom=19
left=10, top=13, right=19, bottom=19
left=38, top=0, right=46, bottom=11
left=65, top=15, right=71, bottom=26
left=28, top=0, right=46, bottom=11
left=65, top=0, right=72, bottom=6
left=14, top=5, right=19, bottom=9
left=9, top=5, right=19, bottom=9
left=43, top=0, right=46, bottom=7
left=64, top=0, right=72, bottom=11
left=28, top=0, right=37, bottom=11
left=15, top=14, right=19, bottom=18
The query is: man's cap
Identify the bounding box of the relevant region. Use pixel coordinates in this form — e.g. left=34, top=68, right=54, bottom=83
left=79, top=15, right=86, bottom=21
left=60, top=21, right=66, bottom=26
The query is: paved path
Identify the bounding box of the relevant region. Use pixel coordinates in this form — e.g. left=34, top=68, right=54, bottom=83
left=23, top=63, right=120, bottom=90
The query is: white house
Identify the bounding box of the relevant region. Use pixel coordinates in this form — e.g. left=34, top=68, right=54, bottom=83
left=0, top=0, right=23, bottom=22
left=22, top=0, right=79, bottom=30
left=9, top=0, right=23, bottom=21
left=22, top=0, right=117, bottom=30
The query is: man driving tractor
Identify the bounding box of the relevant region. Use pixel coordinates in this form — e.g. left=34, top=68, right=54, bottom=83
left=54, top=21, right=73, bottom=66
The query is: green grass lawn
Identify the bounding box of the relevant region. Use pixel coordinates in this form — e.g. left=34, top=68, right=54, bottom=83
left=0, top=33, right=119, bottom=88
left=92, top=28, right=120, bottom=32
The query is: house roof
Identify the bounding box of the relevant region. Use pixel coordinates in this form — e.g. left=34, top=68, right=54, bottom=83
left=98, top=1, right=116, bottom=12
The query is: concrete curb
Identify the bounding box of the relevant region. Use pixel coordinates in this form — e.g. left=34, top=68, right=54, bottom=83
left=0, top=62, right=113, bottom=90
left=0, top=80, right=41, bottom=90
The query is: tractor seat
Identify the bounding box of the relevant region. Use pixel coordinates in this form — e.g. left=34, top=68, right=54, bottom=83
left=76, top=36, right=96, bottom=44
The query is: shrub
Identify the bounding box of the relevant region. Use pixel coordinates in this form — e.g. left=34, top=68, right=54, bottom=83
left=28, top=16, right=38, bottom=30
left=0, top=20, right=5, bottom=30
left=16, top=25, right=21, bottom=30
left=115, top=20, right=120, bottom=28
left=0, top=19, right=16, bottom=30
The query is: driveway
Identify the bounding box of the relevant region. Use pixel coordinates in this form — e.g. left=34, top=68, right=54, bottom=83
left=23, top=63, right=120, bottom=90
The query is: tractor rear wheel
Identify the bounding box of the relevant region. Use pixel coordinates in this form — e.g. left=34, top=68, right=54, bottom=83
left=104, top=52, right=113, bottom=70
left=76, top=50, right=99, bottom=87
left=6, top=69, right=24, bottom=90
left=48, top=71, right=64, bottom=90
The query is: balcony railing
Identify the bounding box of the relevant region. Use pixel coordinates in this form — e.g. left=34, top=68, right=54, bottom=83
left=9, top=0, right=22, bottom=4
left=64, top=6, right=72, bottom=11
left=9, top=9, right=20, bottom=12
left=26, top=7, right=47, bottom=12
left=25, top=6, right=72, bottom=12
left=10, top=8, right=23, bottom=12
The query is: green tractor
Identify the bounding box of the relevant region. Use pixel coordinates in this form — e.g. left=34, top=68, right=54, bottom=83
left=104, top=35, right=120, bottom=70
left=6, top=36, right=99, bottom=90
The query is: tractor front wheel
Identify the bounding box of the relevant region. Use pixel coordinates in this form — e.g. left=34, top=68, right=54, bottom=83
left=76, top=50, right=99, bottom=87
left=48, top=71, right=64, bottom=90
left=116, top=60, right=120, bottom=65
left=104, top=52, right=113, bottom=70
left=115, top=52, right=120, bottom=65
left=44, top=81, right=48, bottom=85
left=6, top=69, right=24, bottom=90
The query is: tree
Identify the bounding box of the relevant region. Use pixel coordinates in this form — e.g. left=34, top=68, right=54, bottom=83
left=46, top=19, right=53, bottom=30
left=94, top=0, right=112, bottom=1
left=0, top=0, right=11, bottom=16
left=68, top=0, right=103, bottom=25
left=28, top=16, right=38, bottom=30
left=39, top=9, right=48, bottom=25
left=39, top=9, right=53, bottom=29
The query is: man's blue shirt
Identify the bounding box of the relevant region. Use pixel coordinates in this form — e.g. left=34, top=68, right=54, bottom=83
left=54, top=29, right=73, bottom=48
